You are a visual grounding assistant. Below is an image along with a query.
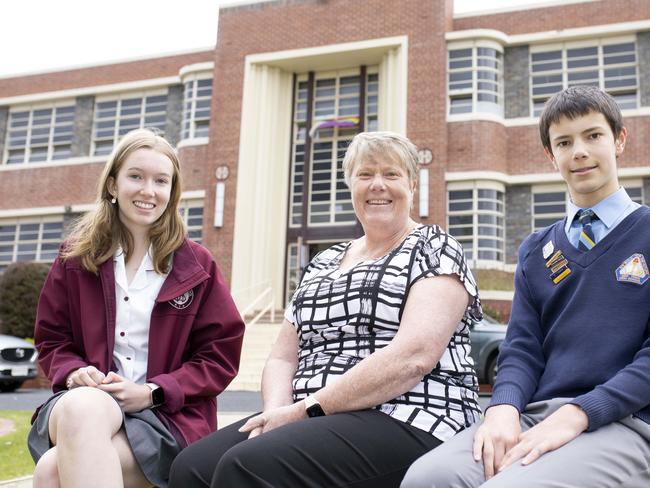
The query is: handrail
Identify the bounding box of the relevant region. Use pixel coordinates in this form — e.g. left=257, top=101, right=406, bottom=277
left=240, top=286, right=276, bottom=326
left=231, top=281, right=271, bottom=301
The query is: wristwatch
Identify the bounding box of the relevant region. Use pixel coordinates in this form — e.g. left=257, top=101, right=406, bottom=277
left=304, top=395, right=326, bottom=417
left=146, top=383, right=165, bottom=408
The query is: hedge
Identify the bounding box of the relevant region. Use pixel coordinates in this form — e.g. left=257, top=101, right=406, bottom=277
left=0, top=262, right=51, bottom=339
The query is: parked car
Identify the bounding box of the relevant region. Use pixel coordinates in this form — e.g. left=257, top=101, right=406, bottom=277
left=0, top=334, right=38, bottom=392
left=469, top=315, right=507, bottom=386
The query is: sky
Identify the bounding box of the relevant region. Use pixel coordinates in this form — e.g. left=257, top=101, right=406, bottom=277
left=0, top=0, right=562, bottom=78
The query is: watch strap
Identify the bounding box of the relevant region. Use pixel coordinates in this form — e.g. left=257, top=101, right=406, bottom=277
left=146, top=383, right=165, bottom=407
left=304, top=395, right=326, bottom=417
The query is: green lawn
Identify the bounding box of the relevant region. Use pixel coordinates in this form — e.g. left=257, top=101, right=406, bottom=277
left=0, top=410, right=34, bottom=481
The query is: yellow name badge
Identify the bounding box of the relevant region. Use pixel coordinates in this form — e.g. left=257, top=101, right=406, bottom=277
left=545, top=250, right=571, bottom=284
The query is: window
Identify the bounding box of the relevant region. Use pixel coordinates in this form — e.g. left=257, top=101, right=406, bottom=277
left=92, top=91, right=168, bottom=156
left=623, top=181, right=644, bottom=205
left=179, top=199, right=203, bottom=243
left=448, top=183, right=505, bottom=263
left=288, top=69, right=378, bottom=228
left=182, top=75, right=213, bottom=140
left=4, top=104, right=75, bottom=165
left=530, top=38, right=638, bottom=116
left=448, top=43, right=503, bottom=116
left=532, top=181, right=642, bottom=231
left=285, top=243, right=300, bottom=302
left=532, top=187, right=567, bottom=231
left=0, top=217, right=64, bottom=270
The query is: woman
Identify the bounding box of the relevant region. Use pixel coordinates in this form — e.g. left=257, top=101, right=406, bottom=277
left=170, top=131, right=483, bottom=487
left=28, top=129, right=245, bottom=488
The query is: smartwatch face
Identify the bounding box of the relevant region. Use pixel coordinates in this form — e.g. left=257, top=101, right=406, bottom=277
left=306, top=403, right=325, bottom=418
left=152, top=387, right=165, bottom=406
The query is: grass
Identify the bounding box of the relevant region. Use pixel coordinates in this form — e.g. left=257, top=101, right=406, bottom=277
left=0, top=410, right=34, bottom=481
left=474, top=268, right=515, bottom=291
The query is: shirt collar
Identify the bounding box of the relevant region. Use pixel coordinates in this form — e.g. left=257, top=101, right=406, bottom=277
left=113, top=246, right=155, bottom=270
left=565, top=187, right=633, bottom=233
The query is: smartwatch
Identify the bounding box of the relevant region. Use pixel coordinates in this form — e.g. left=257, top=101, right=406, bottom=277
left=146, top=383, right=165, bottom=408
left=304, top=395, right=326, bottom=418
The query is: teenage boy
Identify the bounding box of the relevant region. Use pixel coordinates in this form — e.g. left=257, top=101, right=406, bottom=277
left=401, top=85, right=650, bottom=488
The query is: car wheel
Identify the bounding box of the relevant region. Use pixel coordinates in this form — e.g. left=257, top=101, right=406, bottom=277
left=486, top=356, right=498, bottom=386
left=0, top=381, right=22, bottom=393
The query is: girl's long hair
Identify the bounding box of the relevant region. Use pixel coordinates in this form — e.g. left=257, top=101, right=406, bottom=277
left=62, top=128, right=186, bottom=274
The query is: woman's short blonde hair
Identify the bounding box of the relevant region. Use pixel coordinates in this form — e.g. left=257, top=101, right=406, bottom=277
left=342, top=131, right=419, bottom=187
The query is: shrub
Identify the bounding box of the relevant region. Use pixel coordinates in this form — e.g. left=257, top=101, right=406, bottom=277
left=0, top=262, right=51, bottom=339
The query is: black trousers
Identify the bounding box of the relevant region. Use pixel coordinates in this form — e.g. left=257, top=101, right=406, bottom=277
left=169, top=410, right=442, bottom=488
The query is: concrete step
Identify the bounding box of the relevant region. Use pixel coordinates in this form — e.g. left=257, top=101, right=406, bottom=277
left=226, top=323, right=282, bottom=392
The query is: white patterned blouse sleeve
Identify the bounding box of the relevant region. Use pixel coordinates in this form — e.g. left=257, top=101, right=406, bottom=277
left=410, top=226, right=482, bottom=322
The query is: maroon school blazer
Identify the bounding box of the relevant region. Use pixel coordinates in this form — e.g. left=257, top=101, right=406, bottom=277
left=34, top=239, right=245, bottom=447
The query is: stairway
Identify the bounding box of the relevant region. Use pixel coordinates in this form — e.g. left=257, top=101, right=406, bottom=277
left=226, top=322, right=283, bottom=391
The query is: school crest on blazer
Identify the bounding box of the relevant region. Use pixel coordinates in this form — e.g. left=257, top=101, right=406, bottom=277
left=168, top=290, right=194, bottom=309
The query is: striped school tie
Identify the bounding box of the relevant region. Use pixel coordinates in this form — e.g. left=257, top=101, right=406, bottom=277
left=578, top=208, right=598, bottom=251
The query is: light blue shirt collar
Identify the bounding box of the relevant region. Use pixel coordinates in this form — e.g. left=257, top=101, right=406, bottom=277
left=565, top=187, right=633, bottom=234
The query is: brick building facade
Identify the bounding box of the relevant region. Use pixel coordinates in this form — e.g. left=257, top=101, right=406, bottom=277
left=1, top=0, right=649, bottom=312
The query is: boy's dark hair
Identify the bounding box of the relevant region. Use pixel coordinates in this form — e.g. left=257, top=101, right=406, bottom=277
left=539, top=85, right=624, bottom=153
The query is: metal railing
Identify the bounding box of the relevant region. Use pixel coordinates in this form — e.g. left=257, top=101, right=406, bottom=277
left=233, top=281, right=276, bottom=326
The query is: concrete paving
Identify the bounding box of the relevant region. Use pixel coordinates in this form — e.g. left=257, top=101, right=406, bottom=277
left=0, top=388, right=262, bottom=412
left=0, top=389, right=491, bottom=487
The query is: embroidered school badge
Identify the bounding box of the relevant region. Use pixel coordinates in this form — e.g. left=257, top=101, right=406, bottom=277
left=616, top=254, right=649, bottom=286
left=168, top=290, right=194, bottom=309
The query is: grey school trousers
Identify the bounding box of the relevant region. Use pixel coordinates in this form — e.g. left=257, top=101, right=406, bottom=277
left=402, top=398, right=650, bottom=488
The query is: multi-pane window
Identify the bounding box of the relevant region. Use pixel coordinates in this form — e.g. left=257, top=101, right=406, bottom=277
left=448, top=184, right=505, bottom=263
left=285, top=243, right=300, bottom=303
left=532, top=188, right=567, bottom=231
left=530, top=39, right=638, bottom=116
left=621, top=181, right=643, bottom=205
left=0, top=217, right=64, bottom=270
left=182, top=76, right=212, bottom=140
left=532, top=181, right=643, bottom=231
left=179, top=200, right=203, bottom=243
left=4, top=105, right=75, bottom=165
left=288, top=69, right=378, bottom=228
left=92, top=91, right=168, bottom=156
left=448, top=44, right=503, bottom=116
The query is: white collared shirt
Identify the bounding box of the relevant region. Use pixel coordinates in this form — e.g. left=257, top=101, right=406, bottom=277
left=113, top=248, right=168, bottom=384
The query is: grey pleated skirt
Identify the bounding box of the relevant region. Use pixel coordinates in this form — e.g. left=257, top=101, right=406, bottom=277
left=28, top=390, right=182, bottom=488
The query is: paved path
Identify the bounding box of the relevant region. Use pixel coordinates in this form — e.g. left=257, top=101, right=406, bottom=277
left=0, top=389, right=491, bottom=488
left=0, top=388, right=263, bottom=412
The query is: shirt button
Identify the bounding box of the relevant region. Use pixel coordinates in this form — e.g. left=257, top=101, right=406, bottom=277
left=120, top=332, right=125, bottom=337
left=124, top=296, right=129, bottom=301
left=126, top=357, right=131, bottom=360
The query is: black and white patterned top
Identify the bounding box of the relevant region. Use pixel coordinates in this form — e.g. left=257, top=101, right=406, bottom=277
left=284, top=224, right=483, bottom=441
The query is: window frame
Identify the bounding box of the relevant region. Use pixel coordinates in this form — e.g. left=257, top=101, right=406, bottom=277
left=91, top=89, right=169, bottom=157
left=447, top=40, right=504, bottom=118
left=178, top=198, right=204, bottom=244
left=531, top=183, right=569, bottom=232
left=447, top=180, right=506, bottom=267
left=3, top=101, right=76, bottom=166
left=181, top=72, right=213, bottom=141
left=288, top=67, right=379, bottom=229
left=0, top=215, right=65, bottom=269
left=529, top=35, right=638, bottom=117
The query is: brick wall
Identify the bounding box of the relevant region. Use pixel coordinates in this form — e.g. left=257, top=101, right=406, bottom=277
left=454, top=0, right=650, bottom=35
left=211, top=0, right=454, bottom=261
left=0, top=51, right=214, bottom=98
